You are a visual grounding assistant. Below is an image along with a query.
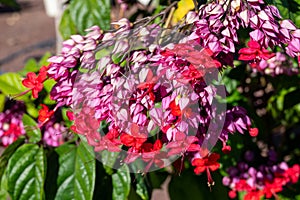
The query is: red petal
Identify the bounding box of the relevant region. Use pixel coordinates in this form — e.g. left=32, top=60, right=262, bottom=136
left=247, top=40, right=261, bottom=49
left=27, top=72, right=37, bottom=80
left=238, top=54, right=256, bottom=61
left=187, top=144, right=200, bottom=152
left=208, top=163, right=220, bottom=171
left=130, top=123, right=139, bottom=135
left=208, top=153, right=220, bottom=162
left=120, top=133, right=135, bottom=147
left=194, top=166, right=206, bottom=174
left=153, top=140, right=162, bottom=150
left=22, top=79, right=35, bottom=89
left=192, top=158, right=205, bottom=166
left=238, top=47, right=257, bottom=54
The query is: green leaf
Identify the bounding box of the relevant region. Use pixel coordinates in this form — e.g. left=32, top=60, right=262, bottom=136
left=0, top=138, right=25, bottom=184
left=26, top=103, right=39, bottom=119
left=59, top=8, right=77, bottom=40
left=101, top=151, right=119, bottom=175
left=0, top=189, right=10, bottom=200
left=0, top=168, right=10, bottom=200
left=22, top=114, right=41, bottom=143
left=0, top=94, right=5, bottom=112
left=25, top=58, right=39, bottom=73
left=135, top=174, right=149, bottom=200
left=38, top=52, right=51, bottom=67
left=269, top=0, right=300, bottom=27
left=54, top=143, right=95, bottom=200
left=69, top=0, right=111, bottom=35
left=0, top=73, right=30, bottom=101
left=112, top=165, right=131, bottom=200
left=43, top=78, right=56, bottom=93
left=6, top=144, right=45, bottom=200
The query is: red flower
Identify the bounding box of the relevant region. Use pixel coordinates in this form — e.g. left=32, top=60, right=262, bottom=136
left=22, top=66, right=48, bottom=98
left=141, top=140, right=167, bottom=172
left=244, top=190, right=264, bottom=200
left=166, top=131, right=200, bottom=156
left=169, top=100, right=181, bottom=117
left=238, top=40, right=274, bottom=65
left=66, top=110, right=74, bottom=121
left=234, top=180, right=252, bottom=192
left=249, top=128, right=259, bottom=137
left=228, top=190, right=237, bottom=199
left=120, top=123, right=147, bottom=149
left=192, top=153, right=220, bottom=187
left=222, top=145, right=231, bottom=154
left=263, top=178, right=283, bottom=199
left=284, top=164, right=300, bottom=183
left=38, top=104, right=54, bottom=123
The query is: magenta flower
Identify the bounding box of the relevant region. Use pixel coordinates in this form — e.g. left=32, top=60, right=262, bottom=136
left=43, top=121, right=65, bottom=147
left=0, top=101, right=25, bottom=147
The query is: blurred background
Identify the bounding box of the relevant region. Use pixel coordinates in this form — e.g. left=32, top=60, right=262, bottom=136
left=0, top=0, right=56, bottom=73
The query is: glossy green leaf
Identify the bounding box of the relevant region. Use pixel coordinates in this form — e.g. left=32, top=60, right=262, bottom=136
left=101, top=151, right=119, bottom=175
left=59, top=8, right=77, bottom=40
left=54, top=143, right=95, bottom=200
left=0, top=73, right=30, bottom=101
left=0, top=189, right=10, bottom=200
left=43, top=79, right=56, bottom=93
left=112, top=165, right=131, bottom=200
left=0, top=168, right=10, bottom=200
left=0, top=138, right=25, bottom=183
left=6, top=144, right=45, bottom=200
left=26, top=103, right=39, bottom=119
left=69, top=0, right=111, bottom=34
left=135, top=174, right=149, bottom=200
left=22, top=114, right=41, bottom=143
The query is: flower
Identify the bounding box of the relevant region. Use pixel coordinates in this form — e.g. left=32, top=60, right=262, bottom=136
left=22, top=66, right=48, bottom=98
left=0, top=100, right=25, bottom=146
left=42, top=121, right=65, bottom=147
left=120, top=123, right=147, bottom=149
left=192, top=153, right=220, bottom=187
left=249, top=128, right=258, bottom=137
left=238, top=40, right=274, bottom=67
left=223, top=149, right=300, bottom=200
left=38, top=104, right=54, bottom=123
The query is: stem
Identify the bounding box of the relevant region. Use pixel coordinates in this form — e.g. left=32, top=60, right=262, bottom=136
left=193, top=0, right=198, bottom=10
left=206, top=168, right=215, bottom=191
left=9, top=89, right=31, bottom=99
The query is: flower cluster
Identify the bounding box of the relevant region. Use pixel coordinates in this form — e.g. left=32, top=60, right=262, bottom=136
left=256, top=52, right=299, bottom=76
left=223, top=150, right=300, bottom=199
left=43, top=13, right=262, bottom=176
left=42, top=120, right=65, bottom=147
left=189, top=0, right=300, bottom=67
left=0, top=100, right=25, bottom=146
left=47, top=26, right=103, bottom=107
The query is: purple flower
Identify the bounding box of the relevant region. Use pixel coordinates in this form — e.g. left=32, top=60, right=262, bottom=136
left=0, top=101, right=25, bottom=146
left=43, top=121, right=65, bottom=147
left=50, top=70, right=77, bottom=107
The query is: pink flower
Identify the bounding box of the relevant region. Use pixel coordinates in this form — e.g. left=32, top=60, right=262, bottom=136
left=238, top=40, right=274, bottom=64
